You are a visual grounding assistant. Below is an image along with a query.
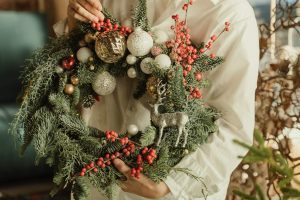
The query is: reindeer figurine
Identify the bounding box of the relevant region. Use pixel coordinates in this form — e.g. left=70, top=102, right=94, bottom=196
left=150, top=81, right=189, bottom=147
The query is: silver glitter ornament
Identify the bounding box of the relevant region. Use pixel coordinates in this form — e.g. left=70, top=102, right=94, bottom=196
left=92, top=71, right=117, bottom=96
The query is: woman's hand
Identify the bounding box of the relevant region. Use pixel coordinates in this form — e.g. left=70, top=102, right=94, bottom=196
left=68, top=0, right=104, bottom=31
left=113, top=159, right=170, bottom=199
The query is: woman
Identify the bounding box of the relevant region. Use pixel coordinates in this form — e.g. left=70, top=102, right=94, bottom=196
left=54, top=0, right=259, bottom=199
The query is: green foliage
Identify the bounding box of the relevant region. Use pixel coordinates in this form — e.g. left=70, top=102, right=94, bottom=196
left=139, top=126, right=157, bottom=147
left=133, top=0, right=150, bottom=31
left=233, top=130, right=300, bottom=199
left=167, top=66, right=187, bottom=112
left=194, top=55, right=224, bottom=72
left=73, top=177, right=90, bottom=200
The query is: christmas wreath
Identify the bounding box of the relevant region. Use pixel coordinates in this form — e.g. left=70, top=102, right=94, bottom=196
left=10, top=0, right=230, bottom=199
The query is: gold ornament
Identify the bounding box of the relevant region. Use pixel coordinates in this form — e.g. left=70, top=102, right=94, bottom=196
left=89, top=65, right=95, bottom=71
left=146, top=77, right=160, bottom=100
left=167, top=70, right=176, bottom=80
left=95, top=31, right=126, bottom=63
left=88, top=56, right=94, bottom=62
left=64, top=84, right=75, bottom=95
left=71, top=75, right=80, bottom=85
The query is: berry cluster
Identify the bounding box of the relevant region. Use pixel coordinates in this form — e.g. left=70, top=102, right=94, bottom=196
left=91, top=19, right=132, bottom=35
left=182, top=0, right=196, bottom=11
left=79, top=131, right=157, bottom=179
left=131, top=148, right=157, bottom=178
left=189, top=87, right=202, bottom=99
left=167, top=17, right=199, bottom=78
left=105, top=131, right=118, bottom=142
left=61, top=55, right=75, bottom=70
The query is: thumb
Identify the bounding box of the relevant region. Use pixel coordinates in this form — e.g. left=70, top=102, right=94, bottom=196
left=113, top=158, right=131, bottom=177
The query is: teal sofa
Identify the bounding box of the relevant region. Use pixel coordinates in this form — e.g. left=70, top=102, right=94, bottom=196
left=0, top=12, right=51, bottom=184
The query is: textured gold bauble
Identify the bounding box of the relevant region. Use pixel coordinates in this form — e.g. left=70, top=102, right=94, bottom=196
left=71, top=75, right=80, bottom=85
left=146, top=77, right=160, bottom=100
left=64, top=84, right=75, bottom=95
left=95, top=31, right=126, bottom=63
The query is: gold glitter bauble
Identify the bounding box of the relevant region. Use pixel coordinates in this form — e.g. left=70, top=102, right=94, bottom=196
left=64, top=84, right=75, bottom=95
left=95, top=31, right=126, bottom=63
left=71, top=75, right=80, bottom=85
left=146, top=77, right=160, bottom=99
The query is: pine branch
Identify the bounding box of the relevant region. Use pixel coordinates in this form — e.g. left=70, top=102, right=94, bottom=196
left=133, top=0, right=150, bottom=31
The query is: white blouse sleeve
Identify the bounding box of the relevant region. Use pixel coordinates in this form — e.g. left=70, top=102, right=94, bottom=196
left=163, top=3, right=259, bottom=200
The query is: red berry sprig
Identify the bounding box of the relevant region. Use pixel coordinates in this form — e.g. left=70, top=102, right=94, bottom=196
left=189, top=87, right=202, bottom=99
left=105, top=131, right=118, bottom=142
left=199, top=21, right=231, bottom=55
left=130, top=148, right=157, bottom=178
left=91, top=19, right=132, bottom=35
left=79, top=131, right=157, bottom=179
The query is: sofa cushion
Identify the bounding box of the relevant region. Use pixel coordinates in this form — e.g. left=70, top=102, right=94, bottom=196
left=0, top=12, right=47, bottom=103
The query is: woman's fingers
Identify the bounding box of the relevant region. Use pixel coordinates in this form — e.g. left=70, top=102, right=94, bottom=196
left=68, top=5, right=89, bottom=22
left=86, top=0, right=102, bottom=11
left=69, top=1, right=99, bottom=22
left=78, top=0, right=104, bottom=21
left=113, top=159, right=131, bottom=178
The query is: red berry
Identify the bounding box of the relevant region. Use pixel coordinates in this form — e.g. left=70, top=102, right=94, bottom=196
left=90, top=162, right=95, bottom=168
left=105, top=154, right=110, bottom=159
left=115, top=152, right=120, bottom=157
left=93, top=168, right=98, bottom=172
left=106, top=161, right=111, bottom=166
left=211, top=35, right=217, bottom=41
left=81, top=168, right=87, bottom=173
left=200, top=49, right=205, bottom=53
left=80, top=172, right=85, bottom=176
left=210, top=53, right=216, bottom=59
left=195, top=73, right=202, bottom=81
left=97, top=161, right=102, bottom=166
left=125, top=151, right=131, bottom=157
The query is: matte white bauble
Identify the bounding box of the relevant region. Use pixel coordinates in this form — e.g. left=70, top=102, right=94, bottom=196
left=92, top=71, right=116, bottom=96
left=127, top=124, right=139, bottom=136
left=155, top=54, right=172, bottom=70
left=127, top=27, right=154, bottom=57
left=77, top=47, right=93, bottom=63
left=55, top=66, right=64, bottom=74
left=140, top=57, right=154, bottom=74
left=152, top=30, right=169, bottom=44
left=126, top=54, right=137, bottom=65
left=127, top=68, right=137, bottom=79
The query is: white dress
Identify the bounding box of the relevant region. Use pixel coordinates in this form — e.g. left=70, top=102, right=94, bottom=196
left=54, top=0, right=259, bottom=199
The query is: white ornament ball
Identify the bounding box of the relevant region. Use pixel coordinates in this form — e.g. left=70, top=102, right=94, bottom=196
left=127, top=124, right=139, bottom=136
left=155, top=54, right=172, bottom=70
left=127, top=27, right=154, bottom=57
left=140, top=57, right=154, bottom=74
left=126, top=54, right=137, bottom=65
left=127, top=68, right=137, bottom=79
left=55, top=66, right=64, bottom=74
left=152, top=30, right=169, bottom=44
left=77, top=47, right=93, bottom=63
left=92, top=71, right=116, bottom=96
